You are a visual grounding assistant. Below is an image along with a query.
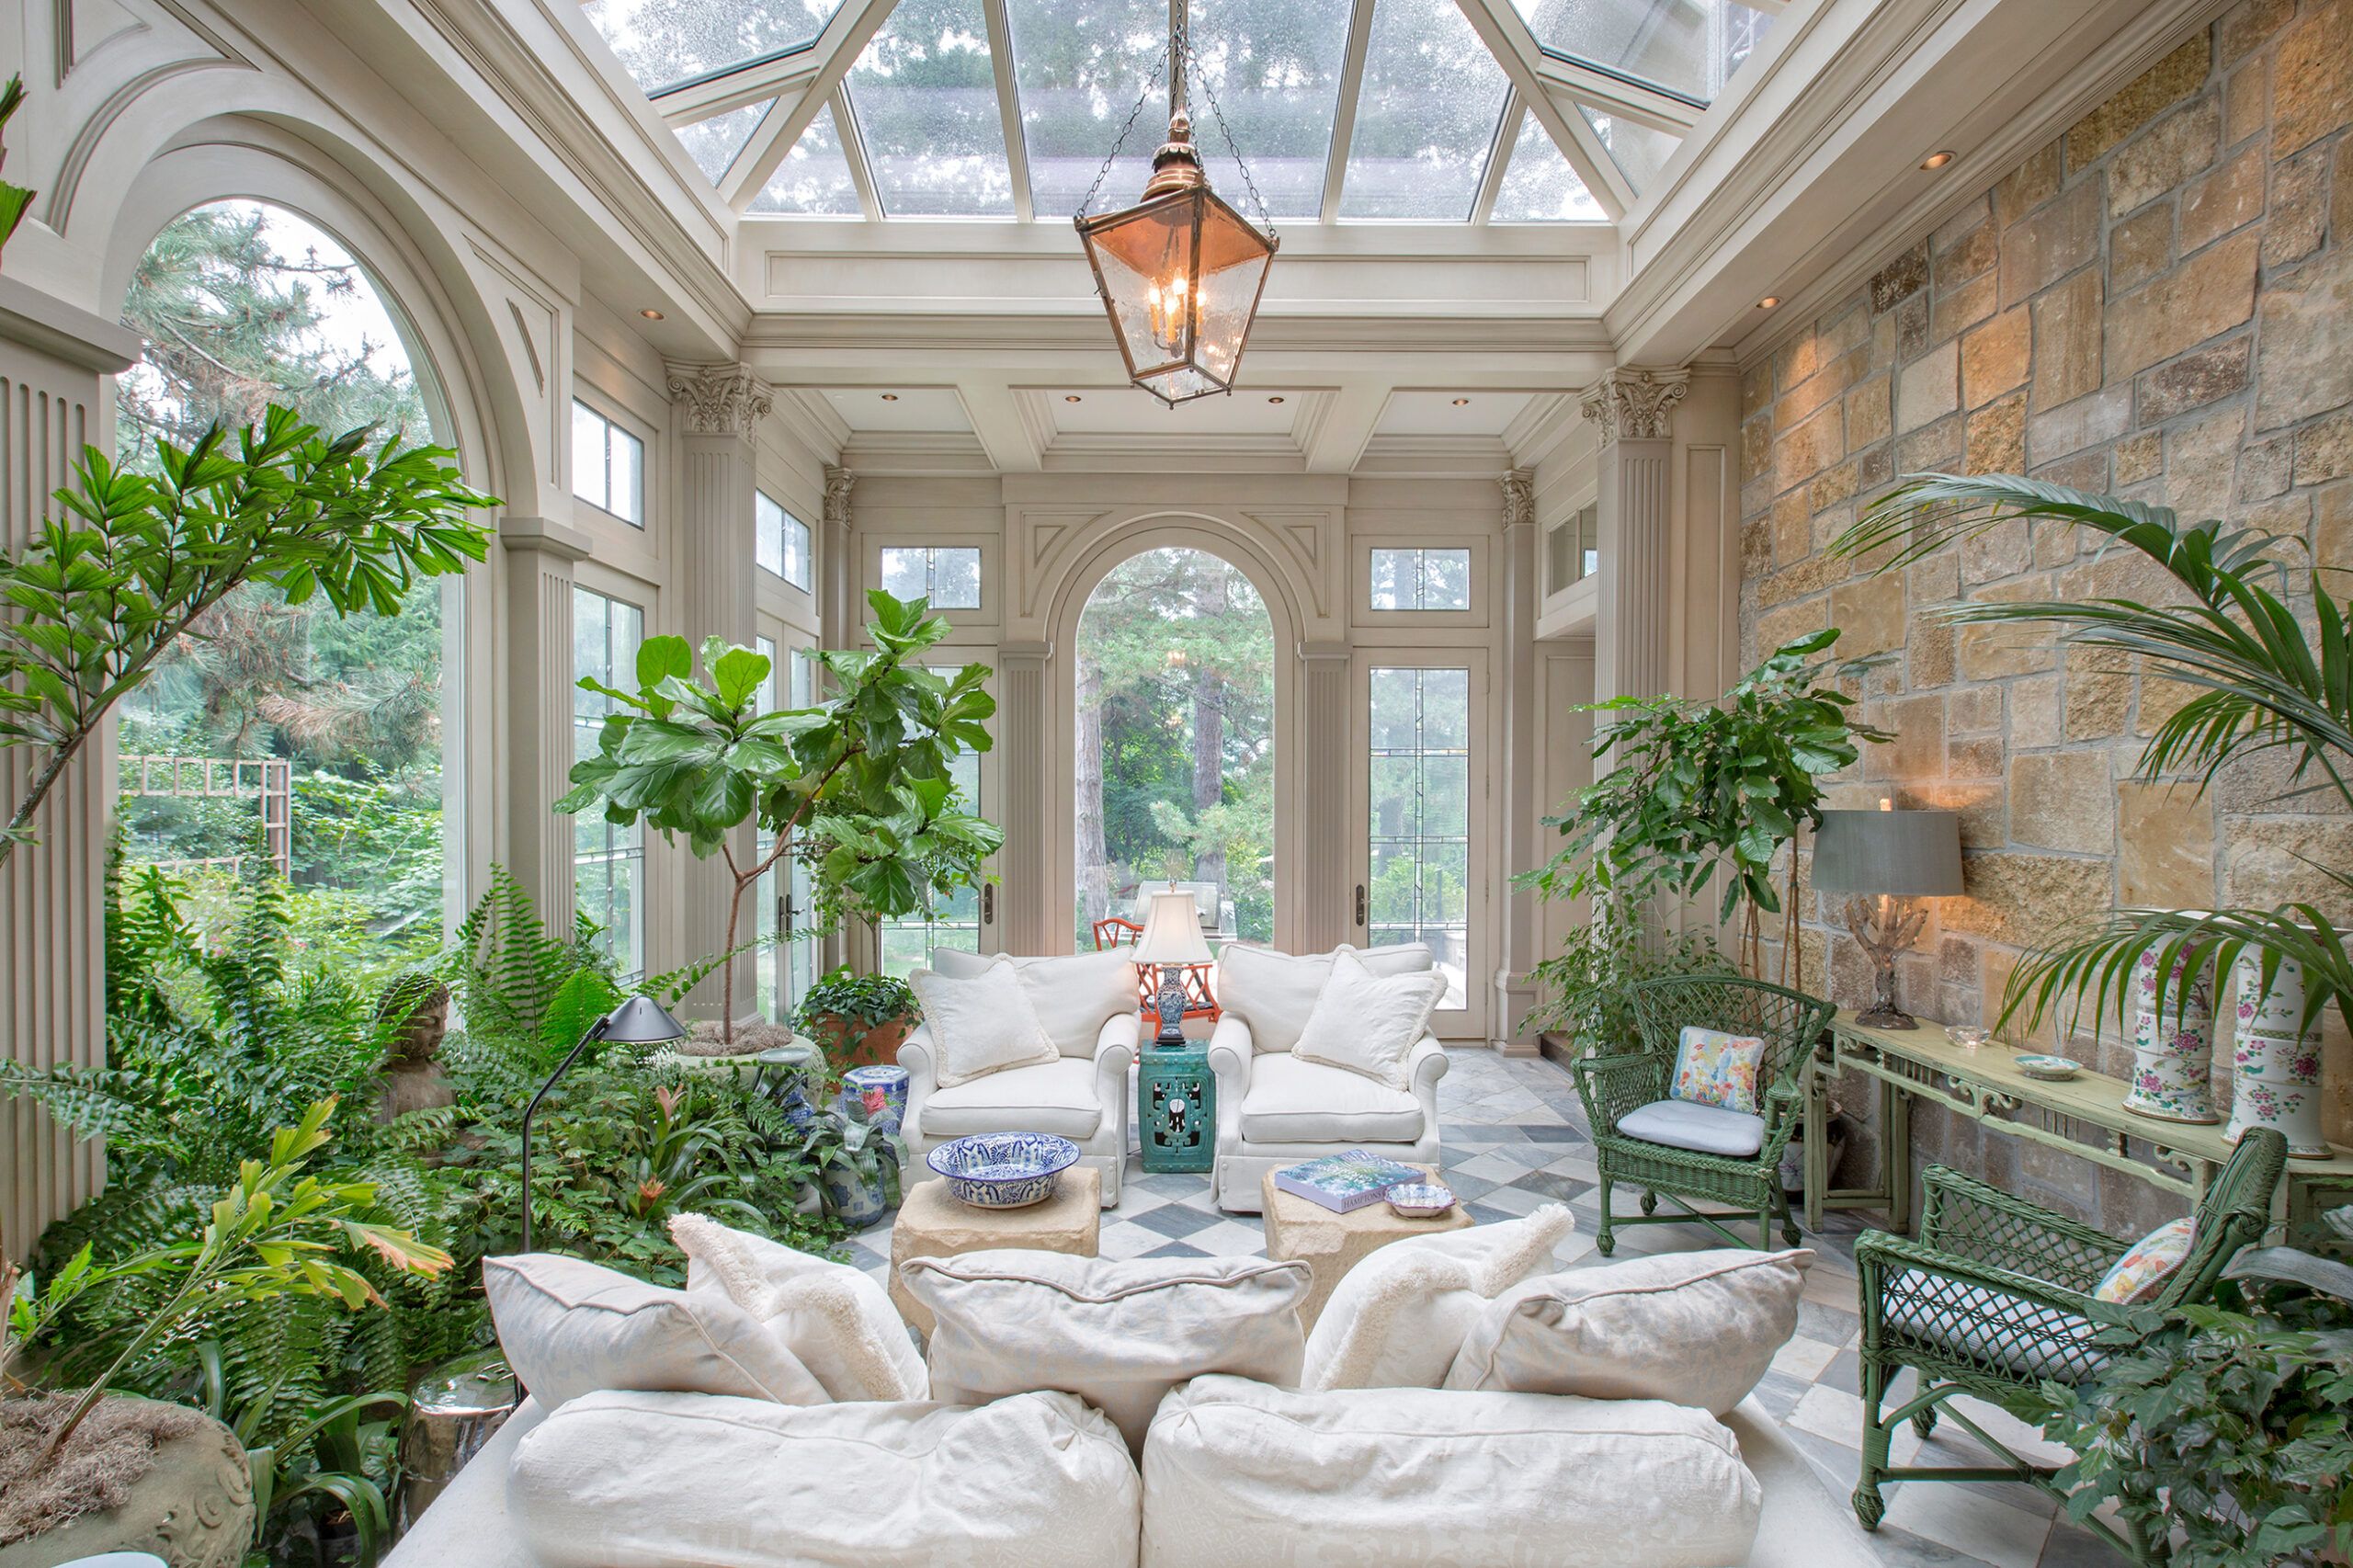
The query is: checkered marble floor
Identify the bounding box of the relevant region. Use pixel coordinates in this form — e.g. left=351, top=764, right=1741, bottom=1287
left=848, top=1047, right=2127, bottom=1568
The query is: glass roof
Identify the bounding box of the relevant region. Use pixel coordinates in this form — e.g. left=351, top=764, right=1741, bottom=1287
left=579, top=0, right=1767, bottom=221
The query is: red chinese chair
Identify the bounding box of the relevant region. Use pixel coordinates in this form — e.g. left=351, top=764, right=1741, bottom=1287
left=1093, top=916, right=1220, bottom=1025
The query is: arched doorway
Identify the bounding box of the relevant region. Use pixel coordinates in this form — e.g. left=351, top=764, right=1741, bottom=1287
left=111, top=198, right=459, bottom=975
left=1073, top=547, right=1275, bottom=952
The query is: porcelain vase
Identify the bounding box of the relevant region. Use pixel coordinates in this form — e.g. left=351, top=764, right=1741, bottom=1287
left=2121, top=948, right=2219, bottom=1124
left=2225, top=951, right=2331, bottom=1158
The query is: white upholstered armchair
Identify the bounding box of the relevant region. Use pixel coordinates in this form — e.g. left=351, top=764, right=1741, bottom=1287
left=898, top=949, right=1138, bottom=1206
left=1205, top=944, right=1449, bottom=1213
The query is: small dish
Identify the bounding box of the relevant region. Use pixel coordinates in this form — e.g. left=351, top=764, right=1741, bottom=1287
left=2013, top=1053, right=2083, bottom=1082
left=1944, top=1024, right=1992, bottom=1051
left=926, top=1131, right=1082, bottom=1209
left=1386, top=1182, right=1457, bottom=1219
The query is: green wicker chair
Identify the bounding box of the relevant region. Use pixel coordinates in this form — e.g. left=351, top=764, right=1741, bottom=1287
left=1572, top=974, right=1835, bottom=1256
left=1852, top=1127, right=2289, bottom=1563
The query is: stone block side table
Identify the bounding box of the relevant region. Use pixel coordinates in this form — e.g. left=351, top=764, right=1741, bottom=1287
left=1258, top=1165, right=1472, bottom=1332
left=888, top=1167, right=1102, bottom=1338
left=1139, top=1042, right=1214, bottom=1173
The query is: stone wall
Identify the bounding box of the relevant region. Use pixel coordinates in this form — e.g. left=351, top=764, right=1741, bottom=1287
left=1736, top=0, right=2352, bottom=1232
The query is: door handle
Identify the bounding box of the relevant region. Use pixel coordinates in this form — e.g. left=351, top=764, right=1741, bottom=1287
left=780, top=895, right=795, bottom=939
left=1354, top=884, right=1366, bottom=927
left=982, top=884, right=995, bottom=925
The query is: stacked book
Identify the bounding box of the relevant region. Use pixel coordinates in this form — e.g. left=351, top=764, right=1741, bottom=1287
left=1271, top=1150, right=1426, bottom=1213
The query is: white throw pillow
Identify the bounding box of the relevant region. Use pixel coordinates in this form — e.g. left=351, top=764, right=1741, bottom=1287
left=483, top=1254, right=828, bottom=1412
left=1142, top=1376, right=1760, bottom=1568
left=1218, top=943, right=1434, bottom=1050
left=900, top=1249, right=1311, bottom=1456
left=933, top=948, right=1138, bottom=1056
left=1444, top=1247, right=1812, bottom=1416
left=669, top=1213, right=926, bottom=1403
left=1290, top=949, right=1448, bottom=1090
left=1302, top=1204, right=1575, bottom=1390
left=510, top=1389, right=1141, bottom=1568
left=907, top=960, right=1059, bottom=1087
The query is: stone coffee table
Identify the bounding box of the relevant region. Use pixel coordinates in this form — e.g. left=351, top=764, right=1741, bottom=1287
left=1258, top=1165, right=1473, bottom=1332
left=888, top=1166, right=1102, bottom=1338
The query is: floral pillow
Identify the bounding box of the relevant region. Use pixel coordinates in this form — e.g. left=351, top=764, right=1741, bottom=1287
left=1669, top=1026, right=1766, bottom=1116
left=2093, top=1217, right=2195, bottom=1305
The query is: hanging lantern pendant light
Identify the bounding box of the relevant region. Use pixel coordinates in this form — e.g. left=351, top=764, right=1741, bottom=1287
left=1074, top=0, right=1279, bottom=407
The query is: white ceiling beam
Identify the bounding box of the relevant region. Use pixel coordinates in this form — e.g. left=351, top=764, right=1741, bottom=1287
left=657, top=56, right=821, bottom=125
left=1317, top=0, right=1379, bottom=222
left=1471, top=96, right=1521, bottom=224
left=978, top=0, right=1036, bottom=222
left=1450, top=0, right=1631, bottom=221
left=721, top=0, right=904, bottom=210
left=833, top=86, right=885, bottom=222
left=957, top=381, right=1045, bottom=472
left=1301, top=381, right=1391, bottom=472
left=1529, top=53, right=1701, bottom=134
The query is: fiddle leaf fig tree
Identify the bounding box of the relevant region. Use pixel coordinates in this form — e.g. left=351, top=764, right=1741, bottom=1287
left=0, top=404, right=496, bottom=863
left=558, top=590, right=1002, bottom=1045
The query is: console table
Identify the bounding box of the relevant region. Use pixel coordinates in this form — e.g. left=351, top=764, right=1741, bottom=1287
left=1802, top=1009, right=2353, bottom=1256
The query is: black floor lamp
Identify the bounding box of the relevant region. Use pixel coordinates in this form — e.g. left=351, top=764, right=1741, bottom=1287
left=518, top=994, right=689, bottom=1256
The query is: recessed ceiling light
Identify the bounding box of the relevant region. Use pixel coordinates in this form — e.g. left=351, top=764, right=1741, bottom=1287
left=880, top=393, right=899, bottom=402
left=1920, top=150, right=1955, bottom=170
left=1451, top=397, right=1472, bottom=407
left=1064, top=394, right=1083, bottom=403
left=639, top=308, right=665, bottom=320
left=1757, top=296, right=1781, bottom=309
left=1267, top=395, right=1285, bottom=404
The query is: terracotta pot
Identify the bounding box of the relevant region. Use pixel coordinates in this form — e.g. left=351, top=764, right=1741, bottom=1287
left=809, top=1013, right=914, bottom=1074
left=0, top=1396, right=254, bottom=1568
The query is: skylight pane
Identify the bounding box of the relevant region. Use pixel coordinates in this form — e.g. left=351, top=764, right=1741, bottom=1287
left=748, top=103, right=863, bottom=215
left=847, top=0, right=1017, bottom=218
left=1339, top=0, right=1512, bottom=221
left=1491, top=108, right=1604, bottom=222
left=1006, top=0, right=1350, bottom=222
left=676, top=100, right=770, bottom=184
left=1505, top=0, right=1772, bottom=103
left=1579, top=104, right=1679, bottom=195
left=583, top=0, right=844, bottom=96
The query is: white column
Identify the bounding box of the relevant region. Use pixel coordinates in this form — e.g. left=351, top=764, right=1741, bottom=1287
left=0, top=278, right=142, bottom=1261
left=1583, top=368, right=1689, bottom=709
left=1297, top=641, right=1352, bottom=953
left=665, top=364, right=770, bottom=1022
left=1494, top=469, right=1541, bottom=1053
left=997, top=640, right=1052, bottom=952
left=499, top=517, right=592, bottom=944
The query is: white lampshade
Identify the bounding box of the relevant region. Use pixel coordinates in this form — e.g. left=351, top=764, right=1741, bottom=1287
left=1133, top=887, right=1213, bottom=965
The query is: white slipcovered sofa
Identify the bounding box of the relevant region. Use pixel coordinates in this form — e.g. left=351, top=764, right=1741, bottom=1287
left=1207, top=942, right=1449, bottom=1213
left=899, top=948, right=1139, bottom=1206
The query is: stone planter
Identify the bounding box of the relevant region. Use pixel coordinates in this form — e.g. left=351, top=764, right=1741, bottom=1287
left=0, top=1397, right=253, bottom=1568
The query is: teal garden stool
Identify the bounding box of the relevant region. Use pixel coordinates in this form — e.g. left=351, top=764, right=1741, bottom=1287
left=1139, top=1043, right=1214, bottom=1173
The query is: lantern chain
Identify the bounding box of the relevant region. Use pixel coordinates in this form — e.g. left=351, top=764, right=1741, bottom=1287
left=1074, top=57, right=1168, bottom=223
left=1183, top=41, right=1277, bottom=241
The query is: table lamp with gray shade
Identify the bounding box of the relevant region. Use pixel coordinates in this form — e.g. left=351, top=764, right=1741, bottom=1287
left=1811, top=806, right=1964, bottom=1030
left=1133, top=885, right=1212, bottom=1046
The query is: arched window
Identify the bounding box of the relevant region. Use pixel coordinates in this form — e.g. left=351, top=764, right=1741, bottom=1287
left=112, top=199, right=461, bottom=971
left=1073, top=548, right=1274, bottom=951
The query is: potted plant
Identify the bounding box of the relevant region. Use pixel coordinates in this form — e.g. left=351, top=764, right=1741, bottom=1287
left=0, top=1101, right=450, bottom=1565
left=795, top=968, right=920, bottom=1074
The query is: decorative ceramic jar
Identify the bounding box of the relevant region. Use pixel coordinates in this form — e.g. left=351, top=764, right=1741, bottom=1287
left=840, top=1064, right=910, bottom=1134
left=2121, top=948, right=2219, bottom=1124
left=2225, top=951, right=2331, bottom=1158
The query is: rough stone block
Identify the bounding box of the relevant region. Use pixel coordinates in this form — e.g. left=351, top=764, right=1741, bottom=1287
left=2224, top=819, right=2353, bottom=921
left=1965, top=392, right=2028, bottom=476
left=1758, top=551, right=1846, bottom=608
left=1901, top=341, right=1963, bottom=437
left=2117, top=780, right=2214, bottom=907
left=1936, top=213, right=1999, bottom=284
left=1831, top=572, right=1906, bottom=656
left=2069, top=35, right=2211, bottom=168
left=2295, top=410, right=2353, bottom=485
left=1771, top=489, right=1811, bottom=562
left=1741, top=413, right=1773, bottom=484
left=1864, top=691, right=1947, bottom=781
left=2321, top=481, right=2353, bottom=573
left=2274, top=0, right=2353, bottom=158
left=1961, top=515, right=2030, bottom=584
left=2063, top=655, right=2131, bottom=741
left=2220, top=0, right=2294, bottom=65
left=1909, top=551, right=1961, bottom=605
left=1775, top=403, right=1846, bottom=490
left=2181, top=143, right=2266, bottom=249
left=1948, top=684, right=2001, bottom=732
left=1908, top=615, right=1956, bottom=687
left=1896, top=290, right=1931, bottom=359
left=2109, top=203, right=2176, bottom=292
left=1961, top=306, right=2031, bottom=408
left=1932, top=271, right=1998, bottom=345
left=1898, top=414, right=1962, bottom=475
left=2134, top=337, right=2250, bottom=423
left=2237, top=433, right=2294, bottom=502
left=2106, top=100, right=2221, bottom=218
left=2029, top=267, right=2104, bottom=410
left=2114, top=430, right=2165, bottom=485
left=2009, top=751, right=2115, bottom=855
left=2029, top=384, right=2131, bottom=463
left=1942, top=853, right=2111, bottom=946
left=2262, top=142, right=2331, bottom=267
left=1995, top=140, right=2063, bottom=227
left=1871, top=240, right=1930, bottom=312
left=2167, top=404, right=2248, bottom=519
left=2000, top=179, right=2102, bottom=308
left=2224, top=54, right=2270, bottom=146
left=1949, top=737, right=2003, bottom=778
left=2254, top=234, right=2353, bottom=431
left=1846, top=373, right=1893, bottom=451
left=1742, top=362, right=1775, bottom=419
left=2104, top=231, right=2260, bottom=381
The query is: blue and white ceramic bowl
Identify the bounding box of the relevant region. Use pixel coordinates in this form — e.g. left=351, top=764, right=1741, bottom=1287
left=1386, top=1182, right=1457, bottom=1219
left=926, top=1131, right=1082, bottom=1209
left=2014, top=1053, right=2083, bottom=1082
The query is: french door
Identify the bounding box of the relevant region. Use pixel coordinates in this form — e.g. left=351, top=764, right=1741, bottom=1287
left=755, top=631, right=818, bottom=1022
left=1352, top=653, right=1488, bottom=1040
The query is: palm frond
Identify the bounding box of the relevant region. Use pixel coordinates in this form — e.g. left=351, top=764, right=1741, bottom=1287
left=1999, top=904, right=2353, bottom=1046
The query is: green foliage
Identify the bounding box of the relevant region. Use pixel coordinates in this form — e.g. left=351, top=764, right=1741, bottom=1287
left=1522, top=895, right=1734, bottom=1050
left=795, top=967, right=919, bottom=1034
left=0, top=404, right=494, bottom=862
left=0, top=76, right=31, bottom=259
left=2040, top=1256, right=2353, bottom=1568
left=1835, top=474, right=2353, bottom=1044
left=560, top=592, right=1002, bottom=1043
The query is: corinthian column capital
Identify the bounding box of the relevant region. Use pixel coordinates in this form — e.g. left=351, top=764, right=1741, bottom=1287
left=1578, top=367, right=1691, bottom=442
left=1498, top=467, right=1535, bottom=528
left=665, top=363, right=774, bottom=436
